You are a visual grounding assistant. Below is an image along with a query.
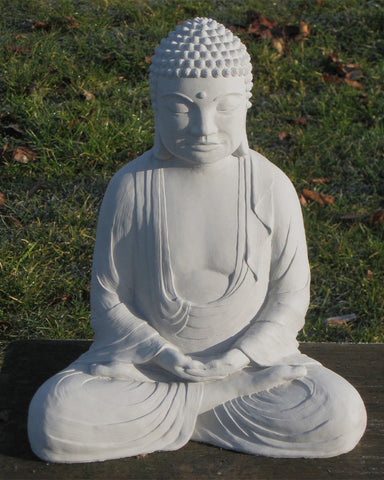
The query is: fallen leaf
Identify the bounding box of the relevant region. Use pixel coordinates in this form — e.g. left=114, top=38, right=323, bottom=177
left=344, top=78, right=364, bottom=89
left=299, top=194, right=308, bottom=207
left=82, top=90, right=95, bottom=101
left=1, top=142, right=12, bottom=158
left=324, top=53, right=364, bottom=88
left=369, top=210, right=384, bottom=225
left=49, top=294, right=73, bottom=306
left=102, top=54, right=117, bottom=64
left=322, top=74, right=343, bottom=85
left=0, top=193, right=5, bottom=207
left=4, top=45, right=31, bottom=54
left=246, top=11, right=278, bottom=38
left=288, top=117, right=307, bottom=125
left=278, top=131, right=291, bottom=142
left=324, top=314, right=357, bottom=326
left=271, top=38, right=284, bottom=55
left=299, top=21, right=311, bottom=38
left=312, top=177, right=331, bottom=184
left=301, top=189, right=335, bottom=206
left=230, top=11, right=309, bottom=53
left=68, top=118, right=78, bottom=129
left=63, top=16, right=78, bottom=27
left=12, top=146, right=37, bottom=164
left=32, top=20, right=52, bottom=31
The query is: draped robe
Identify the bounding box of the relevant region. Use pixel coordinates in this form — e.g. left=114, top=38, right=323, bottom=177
left=28, top=150, right=367, bottom=462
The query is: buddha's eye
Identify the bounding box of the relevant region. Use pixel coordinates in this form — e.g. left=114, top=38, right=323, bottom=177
left=162, top=97, right=190, bottom=114
left=216, top=94, right=243, bottom=113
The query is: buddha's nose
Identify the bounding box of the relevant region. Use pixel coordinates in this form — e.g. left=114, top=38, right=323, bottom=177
left=189, top=108, right=217, bottom=137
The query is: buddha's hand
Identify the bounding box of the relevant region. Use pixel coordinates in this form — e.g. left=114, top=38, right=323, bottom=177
left=153, top=347, right=225, bottom=382
left=184, top=348, right=250, bottom=380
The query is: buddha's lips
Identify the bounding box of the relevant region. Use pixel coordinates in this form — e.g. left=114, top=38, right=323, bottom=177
left=189, top=142, right=220, bottom=151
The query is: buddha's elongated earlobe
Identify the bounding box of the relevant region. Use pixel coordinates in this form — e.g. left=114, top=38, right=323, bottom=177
left=233, top=135, right=249, bottom=157
left=153, top=129, right=172, bottom=160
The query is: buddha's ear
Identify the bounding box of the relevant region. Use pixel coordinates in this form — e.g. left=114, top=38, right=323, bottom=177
left=153, top=129, right=172, bottom=160
left=233, top=135, right=249, bottom=157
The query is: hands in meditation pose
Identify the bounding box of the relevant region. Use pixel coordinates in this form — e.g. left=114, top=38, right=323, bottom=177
left=28, top=18, right=366, bottom=463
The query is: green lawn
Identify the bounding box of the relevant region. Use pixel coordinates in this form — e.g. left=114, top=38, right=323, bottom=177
left=0, top=0, right=383, bottom=344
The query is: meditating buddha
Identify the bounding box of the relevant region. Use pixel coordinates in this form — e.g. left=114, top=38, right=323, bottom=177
left=28, top=18, right=366, bottom=462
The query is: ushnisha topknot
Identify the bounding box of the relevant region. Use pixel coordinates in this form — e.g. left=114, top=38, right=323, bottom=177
left=149, top=17, right=253, bottom=109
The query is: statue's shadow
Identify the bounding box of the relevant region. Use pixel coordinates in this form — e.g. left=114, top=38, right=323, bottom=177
left=0, top=340, right=91, bottom=459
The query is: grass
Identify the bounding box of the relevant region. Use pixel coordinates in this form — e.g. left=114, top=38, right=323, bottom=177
left=0, top=0, right=383, bottom=344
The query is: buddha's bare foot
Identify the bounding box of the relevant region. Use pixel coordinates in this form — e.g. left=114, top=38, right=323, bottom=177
left=241, top=365, right=307, bottom=396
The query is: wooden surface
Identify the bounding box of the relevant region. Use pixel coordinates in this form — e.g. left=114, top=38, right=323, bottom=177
left=0, top=341, right=383, bottom=479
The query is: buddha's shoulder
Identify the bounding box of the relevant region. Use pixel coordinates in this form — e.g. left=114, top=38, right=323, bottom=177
left=107, top=150, right=153, bottom=189
left=249, top=149, right=297, bottom=197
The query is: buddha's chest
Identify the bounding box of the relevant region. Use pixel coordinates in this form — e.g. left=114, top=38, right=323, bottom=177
left=163, top=163, right=239, bottom=277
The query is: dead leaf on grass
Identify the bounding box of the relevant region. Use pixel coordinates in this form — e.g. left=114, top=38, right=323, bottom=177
left=322, top=73, right=343, bottom=85
left=63, top=16, right=78, bottom=27
left=324, top=314, right=357, bottom=327
left=299, top=194, right=308, bottom=207
left=278, top=131, right=291, bottom=142
left=312, top=177, right=332, bottom=184
left=323, top=53, right=364, bottom=88
left=3, top=45, right=31, bottom=54
left=344, top=78, right=364, bottom=89
left=288, top=117, right=307, bottom=126
left=299, top=21, right=311, bottom=38
left=49, top=294, right=73, bottom=306
left=82, top=90, right=95, bottom=101
left=271, top=38, right=284, bottom=55
left=369, top=210, right=384, bottom=225
left=230, top=10, right=309, bottom=54
left=301, top=188, right=335, bottom=206
left=1, top=142, right=12, bottom=158
left=12, top=146, right=37, bottom=164
left=32, top=20, right=52, bottom=31
left=246, top=11, right=279, bottom=39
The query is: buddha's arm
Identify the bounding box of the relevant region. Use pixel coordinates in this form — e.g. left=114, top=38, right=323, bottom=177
left=89, top=168, right=165, bottom=364
left=90, top=166, right=183, bottom=366
left=233, top=171, right=310, bottom=366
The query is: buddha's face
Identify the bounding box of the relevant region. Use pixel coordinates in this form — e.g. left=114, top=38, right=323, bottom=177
left=155, top=76, right=248, bottom=165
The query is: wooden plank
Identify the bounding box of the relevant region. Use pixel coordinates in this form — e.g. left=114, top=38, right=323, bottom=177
left=0, top=341, right=383, bottom=479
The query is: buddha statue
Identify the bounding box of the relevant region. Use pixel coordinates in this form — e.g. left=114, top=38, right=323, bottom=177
left=28, top=18, right=366, bottom=463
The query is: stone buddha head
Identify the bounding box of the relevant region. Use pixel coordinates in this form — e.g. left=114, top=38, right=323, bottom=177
left=149, top=18, right=253, bottom=165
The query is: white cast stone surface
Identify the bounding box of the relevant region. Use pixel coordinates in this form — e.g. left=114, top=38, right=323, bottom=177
left=28, top=18, right=367, bottom=463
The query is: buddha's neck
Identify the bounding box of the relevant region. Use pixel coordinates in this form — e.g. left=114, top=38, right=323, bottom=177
left=152, top=152, right=239, bottom=175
